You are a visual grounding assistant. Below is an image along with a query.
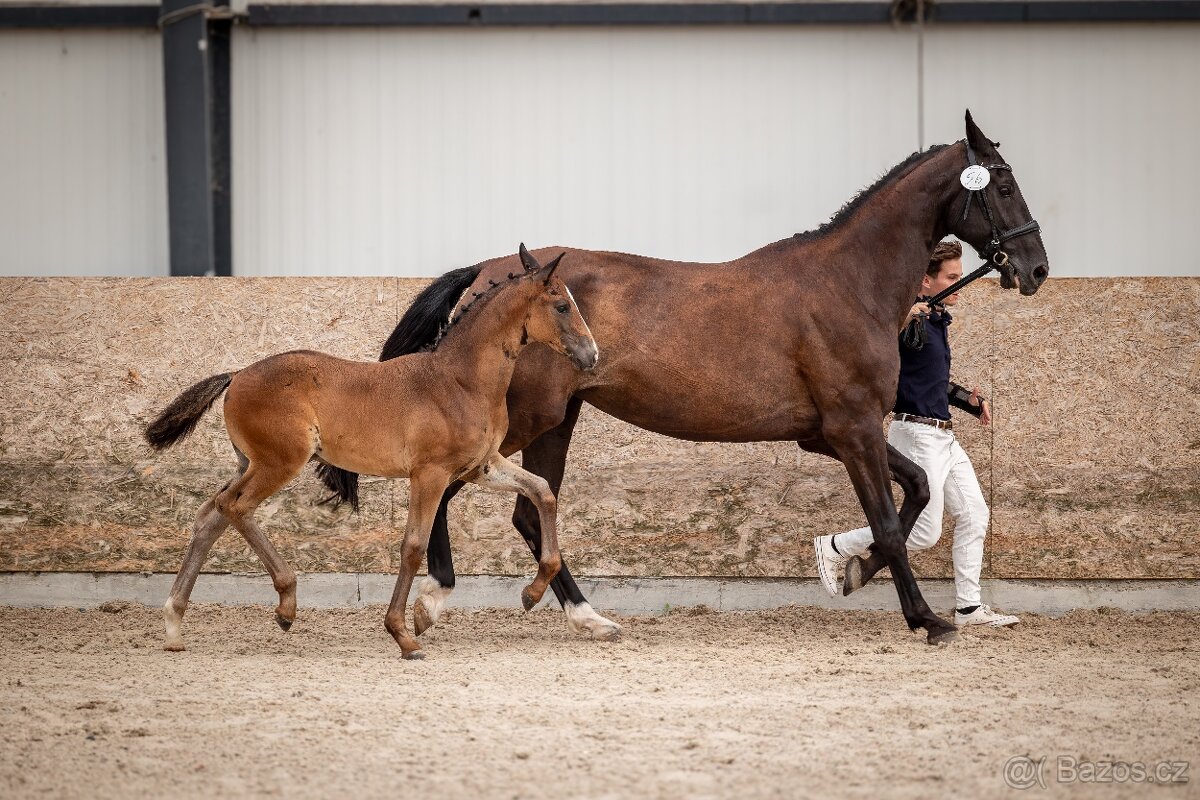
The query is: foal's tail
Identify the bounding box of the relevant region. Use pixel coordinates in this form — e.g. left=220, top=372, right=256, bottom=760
left=145, top=372, right=235, bottom=451
left=315, top=264, right=484, bottom=511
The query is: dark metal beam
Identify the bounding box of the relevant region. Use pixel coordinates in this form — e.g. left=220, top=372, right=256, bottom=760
left=245, top=1, right=1200, bottom=27
left=161, top=0, right=233, bottom=275
left=0, top=5, right=158, bottom=28
left=4, top=2, right=1200, bottom=29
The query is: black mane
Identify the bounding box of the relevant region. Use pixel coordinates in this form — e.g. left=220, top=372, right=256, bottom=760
left=792, top=142, right=952, bottom=242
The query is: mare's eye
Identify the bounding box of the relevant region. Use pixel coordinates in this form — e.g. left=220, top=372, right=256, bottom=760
left=998, top=184, right=1013, bottom=197
left=555, top=303, right=570, bottom=314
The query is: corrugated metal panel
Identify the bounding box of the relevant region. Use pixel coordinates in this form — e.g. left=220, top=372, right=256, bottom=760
left=232, top=26, right=919, bottom=276
left=923, top=23, right=1200, bottom=277
left=0, top=30, right=168, bottom=276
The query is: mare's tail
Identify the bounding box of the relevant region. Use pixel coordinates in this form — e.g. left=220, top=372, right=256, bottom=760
left=145, top=372, right=235, bottom=451
left=316, top=264, right=484, bottom=511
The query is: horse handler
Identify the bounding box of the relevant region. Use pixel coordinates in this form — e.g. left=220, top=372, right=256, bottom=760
left=814, top=240, right=1019, bottom=628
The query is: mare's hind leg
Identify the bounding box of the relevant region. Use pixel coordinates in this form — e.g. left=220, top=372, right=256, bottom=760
left=844, top=444, right=931, bottom=595
left=467, top=453, right=562, bottom=611
left=216, top=460, right=307, bottom=631
left=510, top=401, right=620, bottom=640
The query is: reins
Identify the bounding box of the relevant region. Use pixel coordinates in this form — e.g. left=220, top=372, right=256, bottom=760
left=900, top=142, right=1041, bottom=350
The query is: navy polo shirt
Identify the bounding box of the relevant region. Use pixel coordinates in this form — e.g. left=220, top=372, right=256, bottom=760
left=894, top=308, right=952, bottom=421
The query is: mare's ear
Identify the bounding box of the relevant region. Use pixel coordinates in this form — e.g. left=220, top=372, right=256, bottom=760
left=964, top=109, right=996, bottom=155
left=540, top=252, right=565, bottom=285
left=518, top=242, right=541, bottom=273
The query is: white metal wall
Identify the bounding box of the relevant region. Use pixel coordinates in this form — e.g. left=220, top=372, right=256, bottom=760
left=922, top=23, right=1200, bottom=279
left=231, top=26, right=918, bottom=276
left=0, top=30, right=168, bottom=276
left=3, top=22, right=1198, bottom=277
left=231, top=22, right=1200, bottom=278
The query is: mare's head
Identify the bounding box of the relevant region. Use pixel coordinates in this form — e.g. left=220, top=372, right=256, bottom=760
left=949, top=110, right=1049, bottom=295
left=516, top=244, right=599, bottom=371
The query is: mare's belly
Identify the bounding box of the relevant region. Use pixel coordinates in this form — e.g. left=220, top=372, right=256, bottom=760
left=577, top=380, right=818, bottom=443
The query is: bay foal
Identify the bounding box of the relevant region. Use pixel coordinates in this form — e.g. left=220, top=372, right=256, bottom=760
left=145, top=246, right=598, bottom=658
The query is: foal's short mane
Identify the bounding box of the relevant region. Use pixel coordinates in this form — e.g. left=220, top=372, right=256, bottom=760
left=791, top=142, right=952, bottom=243
left=428, top=269, right=529, bottom=351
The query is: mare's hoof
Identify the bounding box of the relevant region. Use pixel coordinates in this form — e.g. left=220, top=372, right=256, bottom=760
left=413, top=601, right=434, bottom=637
left=521, top=587, right=538, bottom=612
left=927, top=626, right=959, bottom=646
left=275, top=613, right=294, bottom=632
left=164, top=641, right=186, bottom=652
left=402, top=649, right=426, bottom=661
left=592, top=623, right=623, bottom=642
left=842, top=556, right=866, bottom=596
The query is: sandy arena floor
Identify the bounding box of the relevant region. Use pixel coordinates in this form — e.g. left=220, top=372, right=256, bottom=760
left=0, top=603, right=1197, bottom=799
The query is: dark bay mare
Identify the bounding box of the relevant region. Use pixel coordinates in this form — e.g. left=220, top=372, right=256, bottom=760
left=327, top=112, right=1049, bottom=645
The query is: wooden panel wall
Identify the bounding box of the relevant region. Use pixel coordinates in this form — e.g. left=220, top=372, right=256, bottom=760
left=1, top=277, right=1196, bottom=579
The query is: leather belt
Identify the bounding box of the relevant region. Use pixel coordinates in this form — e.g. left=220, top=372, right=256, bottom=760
left=894, top=413, right=953, bottom=431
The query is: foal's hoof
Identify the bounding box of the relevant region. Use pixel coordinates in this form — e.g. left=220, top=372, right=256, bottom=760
left=164, top=640, right=186, bottom=652
left=402, top=649, right=426, bottom=661
left=521, top=587, right=539, bottom=612
left=275, top=613, right=294, bottom=632
left=927, top=625, right=959, bottom=646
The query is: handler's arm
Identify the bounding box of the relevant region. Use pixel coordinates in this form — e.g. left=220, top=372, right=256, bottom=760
left=948, top=382, right=991, bottom=425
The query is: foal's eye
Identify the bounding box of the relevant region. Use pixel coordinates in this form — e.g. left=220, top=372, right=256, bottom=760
left=998, top=184, right=1013, bottom=197
left=555, top=303, right=570, bottom=314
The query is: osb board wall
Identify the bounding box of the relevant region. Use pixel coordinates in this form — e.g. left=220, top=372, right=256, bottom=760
left=0, top=277, right=1196, bottom=580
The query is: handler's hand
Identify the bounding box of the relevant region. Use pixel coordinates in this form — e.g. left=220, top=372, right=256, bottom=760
left=969, top=387, right=991, bottom=426
left=904, top=302, right=931, bottom=328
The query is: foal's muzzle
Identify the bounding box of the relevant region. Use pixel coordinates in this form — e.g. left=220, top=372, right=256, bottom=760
left=569, top=340, right=600, bottom=372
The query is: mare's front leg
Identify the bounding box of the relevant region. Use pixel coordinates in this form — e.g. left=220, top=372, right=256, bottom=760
left=824, top=420, right=956, bottom=645
left=844, top=444, right=931, bottom=594
left=467, top=453, right=562, bottom=611
left=385, top=470, right=452, bottom=659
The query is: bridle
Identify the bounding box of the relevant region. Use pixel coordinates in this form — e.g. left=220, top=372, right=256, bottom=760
left=925, top=142, right=1042, bottom=308
left=901, top=143, right=1042, bottom=349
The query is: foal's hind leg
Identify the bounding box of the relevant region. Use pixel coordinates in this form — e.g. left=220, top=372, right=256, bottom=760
left=163, top=496, right=233, bottom=651
left=468, top=453, right=562, bottom=611
left=216, top=461, right=306, bottom=631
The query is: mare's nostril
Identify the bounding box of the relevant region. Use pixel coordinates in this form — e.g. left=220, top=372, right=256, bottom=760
left=1033, top=265, right=1048, bottom=283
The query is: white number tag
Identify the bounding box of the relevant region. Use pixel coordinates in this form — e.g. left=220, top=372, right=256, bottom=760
left=960, top=165, right=990, bottom=191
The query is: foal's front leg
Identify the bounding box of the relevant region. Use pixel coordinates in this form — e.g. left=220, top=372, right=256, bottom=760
left=385, top=470, right=452, bottom=659
left=468, top=453, right=562, bottom=611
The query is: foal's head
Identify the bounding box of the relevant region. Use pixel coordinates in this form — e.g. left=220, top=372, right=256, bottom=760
left=516, top=244, right=599, bottom=371
left=950, top=110, right=1050, bottom=296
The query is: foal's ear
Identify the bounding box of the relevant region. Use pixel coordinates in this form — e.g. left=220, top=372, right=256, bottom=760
left=541, top=252, right=565, bottom=285
left=964, top=109, right=996, bottom=154
left=518, top=242, right=542, bottom=274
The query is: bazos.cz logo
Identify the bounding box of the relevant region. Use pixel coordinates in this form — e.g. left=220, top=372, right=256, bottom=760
left=1003, top=755, right=1189, bottom=790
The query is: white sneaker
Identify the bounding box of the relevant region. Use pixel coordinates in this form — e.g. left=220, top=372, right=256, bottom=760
left=954, top=604, right=1019, bottom=627
left=813, top=535, right=847, bottom=597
